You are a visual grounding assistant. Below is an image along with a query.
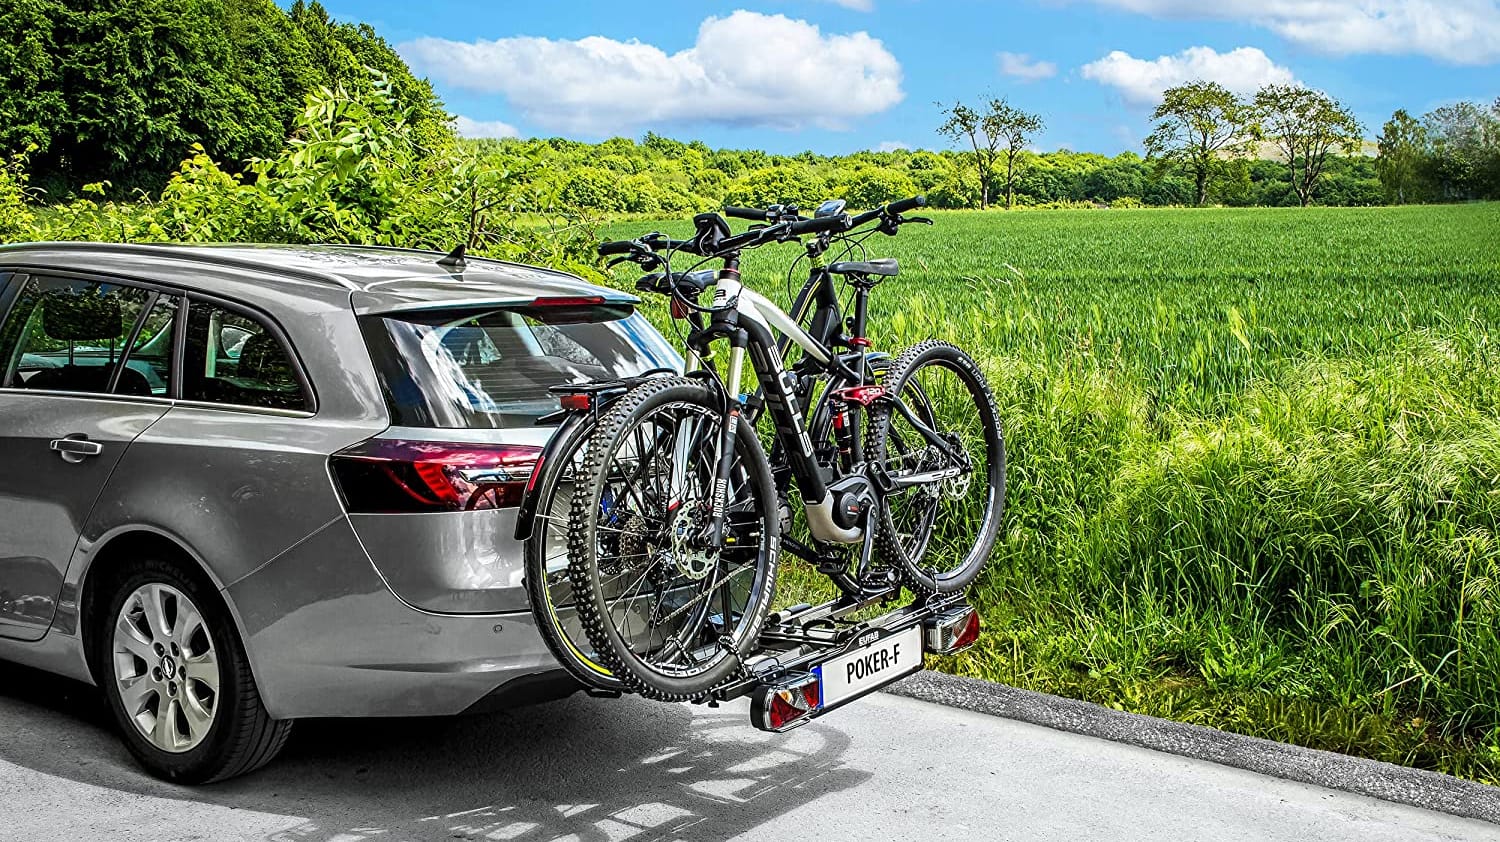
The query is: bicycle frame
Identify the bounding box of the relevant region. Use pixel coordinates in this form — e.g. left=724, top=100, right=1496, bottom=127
left=685, top=253, right=957, bottom=550
left=742, top=237, right=888, bottom=487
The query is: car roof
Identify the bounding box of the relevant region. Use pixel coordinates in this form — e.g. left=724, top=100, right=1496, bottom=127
left=0, top=242, right=636, bottom=314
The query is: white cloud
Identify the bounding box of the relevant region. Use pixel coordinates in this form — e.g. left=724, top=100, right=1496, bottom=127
left=998, top=51, right=1058, bottom=81
left=452, top=115, right=520, bottom=139
left=1081, top=46, right=1297, bottom=106
left=822, top=0, right=874, bottom=10
left=1077, top=0, right=1500, bottom=64
left=875, top=140, right=909, bottom=151
left=400, top=12, right=903, bottom=136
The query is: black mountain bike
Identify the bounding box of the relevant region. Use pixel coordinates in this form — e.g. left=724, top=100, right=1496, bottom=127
left=519, top=197, right=921, bottom=692
left=558, top=198, right=1007, bottom=700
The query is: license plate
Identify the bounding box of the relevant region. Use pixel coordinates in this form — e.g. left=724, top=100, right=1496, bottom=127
left=814, top=624, right=923, bottom=708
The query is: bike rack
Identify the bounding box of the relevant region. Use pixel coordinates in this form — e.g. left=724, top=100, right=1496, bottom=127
left=699, top=587, right=977, bottom=731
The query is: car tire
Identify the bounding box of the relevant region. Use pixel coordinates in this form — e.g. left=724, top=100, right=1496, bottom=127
left=95, top=556, right=292, bottom=783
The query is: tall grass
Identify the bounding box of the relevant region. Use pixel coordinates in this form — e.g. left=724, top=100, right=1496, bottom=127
left=605, top=204, right=1500, bottom=779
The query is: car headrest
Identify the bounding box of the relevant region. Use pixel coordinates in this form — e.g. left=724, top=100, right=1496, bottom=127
left=43, top=291, right=124, bottom=342
left=237, top=332, right=293, bottom=385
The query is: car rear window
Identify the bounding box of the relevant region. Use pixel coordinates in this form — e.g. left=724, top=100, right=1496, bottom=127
left=361, top=302, right=681, bottom=429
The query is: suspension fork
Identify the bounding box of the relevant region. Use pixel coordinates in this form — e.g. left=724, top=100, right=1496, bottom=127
left=700, top=261, right=750, bottom=550
left=706, top=335, right=746, bottom=549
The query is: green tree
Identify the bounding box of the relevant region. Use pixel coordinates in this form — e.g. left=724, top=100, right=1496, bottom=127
left=1375, top=109, right=1428, bottom=204
left=0, top=0, right=64, bottom=168
left=642, top=132, right=687, bottom=159
left=1144, top=81, right=1253, bottom=207
left=31, top=0, right=262, bottom=194
left=938, top=98, right=1044, bottom=209
left=1422, top=100, right=1500, bottom=201
left=1253, top=85, right=1365, bottom=207
left=287, top=1, right=448, bottom=150
left=560, top=167, right=627, bottom=212
left=0, top=0, right=449, bottom=196
left=724, top=165, right=827, bottom=208
left=835, top=166, right=917, bottom=208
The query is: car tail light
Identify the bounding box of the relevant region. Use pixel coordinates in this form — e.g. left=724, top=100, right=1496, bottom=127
left=924, top=606, right=981, bottom=655
left=330, top=438, right=541, bottom=513
left=528, top=295, right=606, bottom=308
left=751, top=673, right=822, bottom=732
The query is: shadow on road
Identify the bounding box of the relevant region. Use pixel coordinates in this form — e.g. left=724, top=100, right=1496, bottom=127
left=0, top=660, right=869, bottom=841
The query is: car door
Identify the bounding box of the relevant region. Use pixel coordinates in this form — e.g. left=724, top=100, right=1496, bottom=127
left=0, top=272, right=179, bottom=641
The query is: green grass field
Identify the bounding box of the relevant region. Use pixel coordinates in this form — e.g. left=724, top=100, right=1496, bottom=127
left=605, top=204, right=1500, bottom=781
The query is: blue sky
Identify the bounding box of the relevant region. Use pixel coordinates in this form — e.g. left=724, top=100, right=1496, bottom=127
left=317, top=0, right=1500, bottom=155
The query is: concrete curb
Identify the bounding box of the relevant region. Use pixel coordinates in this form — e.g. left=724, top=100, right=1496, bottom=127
left=888, top=670, right=1500, bottom=826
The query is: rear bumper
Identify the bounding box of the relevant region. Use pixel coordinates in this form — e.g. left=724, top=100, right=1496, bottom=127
left=225, top=516, right=563, bottom=719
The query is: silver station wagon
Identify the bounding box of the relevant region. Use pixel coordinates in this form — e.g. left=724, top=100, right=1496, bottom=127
left=0, top=243, right=679, bottom=782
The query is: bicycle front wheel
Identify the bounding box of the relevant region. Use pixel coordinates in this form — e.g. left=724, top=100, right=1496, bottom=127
left=866, top=341, right=1005, bottom=593
left=567, top=377, right=780, bottom=700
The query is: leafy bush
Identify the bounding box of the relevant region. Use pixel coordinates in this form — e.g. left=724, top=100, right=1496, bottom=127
left=24, top=75, right=599, bottom=277
left=835, top=165, right=918, bottom=207
left=0, top=149, right=35, bottom=242
left=561, top=167, right=628, bottom=214
left=1, top=0, right=446, bottom=197
left=725, top=165, right=828, bottom=208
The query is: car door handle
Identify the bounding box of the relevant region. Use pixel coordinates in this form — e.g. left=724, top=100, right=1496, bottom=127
left=50, top=436, right=104, bottom=463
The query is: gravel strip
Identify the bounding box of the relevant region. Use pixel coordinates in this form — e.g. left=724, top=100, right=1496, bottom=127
left=888, top=670, right=1500, bottom=825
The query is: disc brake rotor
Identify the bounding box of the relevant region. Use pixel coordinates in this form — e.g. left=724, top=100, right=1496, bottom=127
left=670, top=507, right=717, bottom=581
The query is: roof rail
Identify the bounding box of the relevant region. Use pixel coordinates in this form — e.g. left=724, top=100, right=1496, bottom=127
left=335, top=243, right=583, bottom=282
left=0, top=242, right=362, bottom=291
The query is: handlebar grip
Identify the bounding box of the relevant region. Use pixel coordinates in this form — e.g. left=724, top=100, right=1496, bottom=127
left=788, top=214, right=850, bottom=236
left=887, top=195, right=926, bottom=215
left=598, top=239, right=638, bottom=256
left=723, top=206, right=769, bottom=222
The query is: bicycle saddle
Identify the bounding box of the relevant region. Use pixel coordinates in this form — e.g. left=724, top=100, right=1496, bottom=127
left=828, top=258, right=899, bottom=277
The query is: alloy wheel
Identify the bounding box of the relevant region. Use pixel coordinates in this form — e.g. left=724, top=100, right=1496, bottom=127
left=111, top=583, right=220, bottom=753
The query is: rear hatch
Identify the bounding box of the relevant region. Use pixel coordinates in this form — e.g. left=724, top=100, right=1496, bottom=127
left=331, top=297, right=681, bottom=614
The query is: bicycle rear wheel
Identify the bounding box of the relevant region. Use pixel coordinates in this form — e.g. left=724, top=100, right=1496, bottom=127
left=567, top=377, right=779, bottom=701
left=524, top=419, right=624, bottom=692
left=866, top=341, right=1005, bottom=593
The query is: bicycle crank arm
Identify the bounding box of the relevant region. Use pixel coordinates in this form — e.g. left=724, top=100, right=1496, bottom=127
left=856, top=507, right=878, bottom=577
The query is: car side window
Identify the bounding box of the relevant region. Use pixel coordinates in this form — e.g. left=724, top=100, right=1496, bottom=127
left=0, top=276, right=166, bottom=396
left=182, top=301, right=308, bottom=411
left=122, top=295, right=180, bottom=396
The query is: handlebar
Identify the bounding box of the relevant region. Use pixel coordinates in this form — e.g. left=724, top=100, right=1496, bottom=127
left=723, top=206, right=771, bottom=222
left=601, top=193, right=931, bottom=264
left=598, top=239, right=640, bottom=256
left=788, top=214, right=851, bottom=236
left=888, top=195, right=926, bottom=215
left=848, top=195, right=926, bottom=229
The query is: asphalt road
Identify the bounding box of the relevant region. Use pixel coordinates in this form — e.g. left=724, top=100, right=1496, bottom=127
left=1, top=663, right=1496, bottom=842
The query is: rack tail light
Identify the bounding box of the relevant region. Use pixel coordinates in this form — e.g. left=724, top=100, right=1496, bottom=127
left=923, top=605, right=981, bottom=655
left=750, top=673, right=822, bottom=732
